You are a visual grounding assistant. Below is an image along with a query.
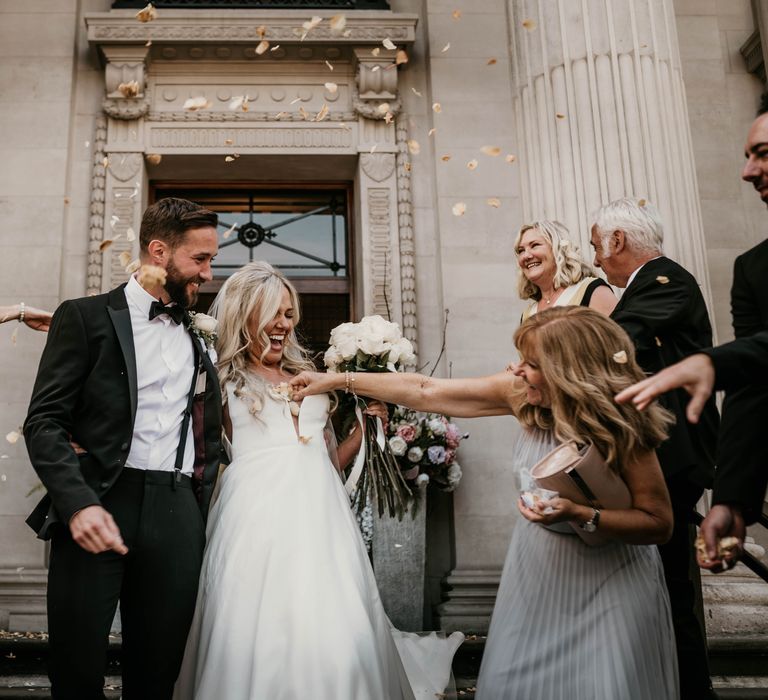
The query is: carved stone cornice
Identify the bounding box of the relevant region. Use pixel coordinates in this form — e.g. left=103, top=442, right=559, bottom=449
left=146, top=109, right=356, bottom=122
left=85, top=11, right=418, bottom=47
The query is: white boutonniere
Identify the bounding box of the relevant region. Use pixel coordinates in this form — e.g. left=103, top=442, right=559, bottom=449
left=188, top=311, right=218, bottom=349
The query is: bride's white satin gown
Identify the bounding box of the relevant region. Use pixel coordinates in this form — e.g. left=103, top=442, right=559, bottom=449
left=174, top=385, right=463, bottom=700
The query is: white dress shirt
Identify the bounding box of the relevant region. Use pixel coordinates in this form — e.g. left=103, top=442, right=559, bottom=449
left=124, top=276, right=195, bottom=475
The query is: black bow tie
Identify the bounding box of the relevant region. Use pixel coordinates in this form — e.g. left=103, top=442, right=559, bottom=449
left=148, top=300, right=187, bottom=325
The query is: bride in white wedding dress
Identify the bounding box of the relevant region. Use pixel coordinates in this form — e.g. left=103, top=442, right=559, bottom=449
left=174, top=261, right=462, bottom=700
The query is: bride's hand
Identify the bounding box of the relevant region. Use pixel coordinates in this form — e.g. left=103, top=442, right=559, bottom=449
left=290, top=371, right=342, bottom=399
left=517, top=496, right=579, bottom=525
left=363, top=400, right=389, bottom=431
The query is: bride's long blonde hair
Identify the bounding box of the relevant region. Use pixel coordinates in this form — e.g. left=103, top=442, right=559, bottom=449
left=211, top=261, right=315, bottom=411
left=513, top=306, right=672, bottom=469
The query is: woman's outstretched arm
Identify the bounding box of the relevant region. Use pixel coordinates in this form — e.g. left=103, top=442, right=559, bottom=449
left=290, top=370, right=519, bottom=418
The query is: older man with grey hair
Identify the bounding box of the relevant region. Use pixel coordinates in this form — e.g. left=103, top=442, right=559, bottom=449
left=590, top=197, right=719, bottom=700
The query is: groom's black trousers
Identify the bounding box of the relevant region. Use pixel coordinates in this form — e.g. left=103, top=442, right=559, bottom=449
left=47, top=468, right=205, bottom=700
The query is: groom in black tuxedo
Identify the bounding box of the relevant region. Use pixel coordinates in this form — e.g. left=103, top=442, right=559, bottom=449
left=712, top=106, right=768, bottom=528
left=590, top=197, right=719, bottom=700
left=24, top=197, right=222, bottom=699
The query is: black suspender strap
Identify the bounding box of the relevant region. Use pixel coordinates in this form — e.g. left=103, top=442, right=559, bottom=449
left=173, top=335, right=202, bottom=487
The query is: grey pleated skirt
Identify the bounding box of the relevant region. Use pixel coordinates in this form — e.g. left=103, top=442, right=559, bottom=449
left=476, top=432, right=679, bottom=700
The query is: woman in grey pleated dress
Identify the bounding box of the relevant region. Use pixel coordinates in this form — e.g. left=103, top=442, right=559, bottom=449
left=290, top=306, right=679, bottom=700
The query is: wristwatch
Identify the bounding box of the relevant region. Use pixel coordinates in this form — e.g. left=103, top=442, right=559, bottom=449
left=579, top=508, right=601, bottom=533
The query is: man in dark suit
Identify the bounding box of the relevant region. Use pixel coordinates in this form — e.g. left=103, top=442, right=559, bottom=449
left=712, top=107, right=768, bottom=527
left=617, top=106, right=768, bottom=571
left=616, top=333, right=768, bottom=567
left=24, top=197, right=222, bottom=699
left=590, top=197, right=719, bottom=700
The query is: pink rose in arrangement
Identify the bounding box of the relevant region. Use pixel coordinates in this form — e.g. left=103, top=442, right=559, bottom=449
left=445, top=424, right=462, bottom=449
left=396, top=424, right=417, bottom=443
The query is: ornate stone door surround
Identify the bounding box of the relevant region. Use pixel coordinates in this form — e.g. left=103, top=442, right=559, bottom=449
left=84, top=8, right=419, bottom=350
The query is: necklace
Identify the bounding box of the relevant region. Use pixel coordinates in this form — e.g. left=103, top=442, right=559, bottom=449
left=541, top=289, right=560, bottom=306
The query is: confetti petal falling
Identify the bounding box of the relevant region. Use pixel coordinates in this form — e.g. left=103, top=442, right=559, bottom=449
left=138, top=264, right=167, bottom=289
left=135, top=3, right=157, bottom=22
left=329, top=14, right=347, bottom=35
left=117, top=81, right=140, bottom=98
left=184, top=96, right=211, bottom=111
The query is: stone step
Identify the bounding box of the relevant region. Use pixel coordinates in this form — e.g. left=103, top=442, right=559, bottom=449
left=451, top=633, right=768, bottom=698
left=1, top=630, right=766, bottom=698
left=452, top=680, right=768, bottom=700
left=0, top=679, right=121, bottom=699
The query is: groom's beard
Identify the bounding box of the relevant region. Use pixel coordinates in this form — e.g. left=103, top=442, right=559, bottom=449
left=165, top=259, right=203, bottom=309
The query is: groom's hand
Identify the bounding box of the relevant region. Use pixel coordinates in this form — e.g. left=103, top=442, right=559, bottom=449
left=69, top=505, right=128, bottom=555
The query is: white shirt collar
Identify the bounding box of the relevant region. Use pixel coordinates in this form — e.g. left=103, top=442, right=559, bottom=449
left=124, top=274, right=160, bottom=319
left=626, top=255, right=663, bottom=289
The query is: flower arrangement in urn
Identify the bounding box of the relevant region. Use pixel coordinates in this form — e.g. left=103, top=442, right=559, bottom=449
left=387, top=407, right=467, bottom=492
left=324, top=315, right=416, bottom=519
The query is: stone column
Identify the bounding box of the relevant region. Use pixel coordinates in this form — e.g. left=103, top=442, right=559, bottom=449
left=509, top=0, right=712, bottom=308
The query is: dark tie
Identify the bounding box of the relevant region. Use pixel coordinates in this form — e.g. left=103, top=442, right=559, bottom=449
left=148, top=300, right=186, bottom=325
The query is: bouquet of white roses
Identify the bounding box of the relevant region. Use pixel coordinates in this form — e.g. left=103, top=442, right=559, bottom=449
left=388, top=407, right=467, bottom=493
left=325, top=315, right=416, bottom=520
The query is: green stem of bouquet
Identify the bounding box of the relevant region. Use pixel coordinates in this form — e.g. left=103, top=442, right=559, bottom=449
left=352, top=416, right=413, bottom=521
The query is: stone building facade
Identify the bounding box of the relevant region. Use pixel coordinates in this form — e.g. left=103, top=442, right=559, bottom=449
left=0, top=0, right=765, bottom=632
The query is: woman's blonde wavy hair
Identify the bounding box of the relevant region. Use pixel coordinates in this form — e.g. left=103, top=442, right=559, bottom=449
left=513, top=306, right=672, bottom=470
left=515, top=220, right=597, bottom=301
left=210, top=261, right=315, bottom=411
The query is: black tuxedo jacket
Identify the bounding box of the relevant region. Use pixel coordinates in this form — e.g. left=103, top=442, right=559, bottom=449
left=24, top=285, right=223, bottom=540
left=705, top=331, right=768, bottom=387
left=708, top=240, right=768, bottom=523
left=611, top=257, right=719, bottom=488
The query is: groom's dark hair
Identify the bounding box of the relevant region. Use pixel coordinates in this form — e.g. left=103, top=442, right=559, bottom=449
left=140, top=197, right=218, bottom=252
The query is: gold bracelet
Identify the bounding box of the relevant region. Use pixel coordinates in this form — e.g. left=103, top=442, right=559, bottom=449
left=18, top=302, right=25, bottom=324
left=349, top=372, right=356, bottom=396
left=344, top=371, right=350, bottom=394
